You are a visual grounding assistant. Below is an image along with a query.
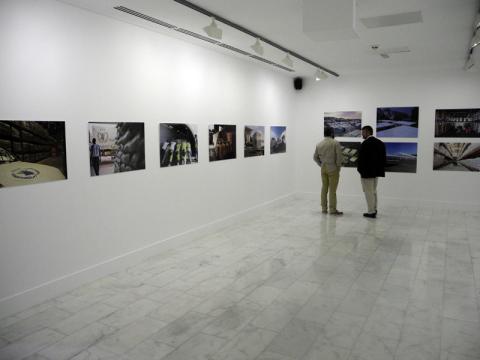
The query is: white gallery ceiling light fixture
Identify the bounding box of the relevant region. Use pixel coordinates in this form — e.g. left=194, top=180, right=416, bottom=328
left=173, top=0, right=339, bottom=78
left=203, top=17, right=222, bottom=40
left=465, top=11, right=480, bottom=71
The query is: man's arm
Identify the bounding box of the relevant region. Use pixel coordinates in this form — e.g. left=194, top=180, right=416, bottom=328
left=313, top=146, right=322, bottom=167
left=335, top=142, right=343, bottom=169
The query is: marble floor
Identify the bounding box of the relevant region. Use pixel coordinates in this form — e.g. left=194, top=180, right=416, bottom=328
left=1, top=197, right=480, bottom=360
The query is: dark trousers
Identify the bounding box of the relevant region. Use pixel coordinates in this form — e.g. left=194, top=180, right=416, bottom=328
left=92, top=157, right=100, bottom=176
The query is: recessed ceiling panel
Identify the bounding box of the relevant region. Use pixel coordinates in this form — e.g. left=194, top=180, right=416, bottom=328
left=360, top=11, right=423, bottom=29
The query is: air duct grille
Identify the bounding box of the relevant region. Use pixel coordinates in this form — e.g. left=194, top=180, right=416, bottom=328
left=114, top=6, right=177, bottom=29
left=113, top=6, right=294, bottom=73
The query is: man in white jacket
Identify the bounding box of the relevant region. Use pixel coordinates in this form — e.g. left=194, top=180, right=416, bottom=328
left=313, top=127, right=344, bottom=215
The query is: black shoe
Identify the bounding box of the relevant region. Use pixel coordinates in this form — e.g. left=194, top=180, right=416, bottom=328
left=363, top=212, right=376, bottom=218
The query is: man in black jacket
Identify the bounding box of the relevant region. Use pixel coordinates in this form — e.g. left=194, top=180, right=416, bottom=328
left=357, top=126, right=386, bottom=218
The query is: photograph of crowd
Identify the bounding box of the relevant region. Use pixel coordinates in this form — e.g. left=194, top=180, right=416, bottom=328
left=244, top=126, right=265, bottom=157
left=0, top=120, right=67, bottom=188
left=384, top=142, right=417, bottom=173
left=377, top=107, right=419, bottom=138
left=433, top=142, right=480, bottom=171
left=339, top=142, right=361, bottom=167
left=209, top=124, right=236, bottom=161
left=160, top=123, right=198, bottom=167
left=435, top=109, right=480, bottom=137
left=88, top=122, right=145, bottom=176
left=270, top=126, right=286, bottom=154
left=324, top=111, right=362, bottom=137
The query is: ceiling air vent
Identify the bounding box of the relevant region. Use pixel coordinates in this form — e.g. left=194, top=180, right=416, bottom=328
left=175, top=28, right=220, bottom=45
left=114, top=6, right=177, bottom=29
left=218, top=43, right=251, bottom=56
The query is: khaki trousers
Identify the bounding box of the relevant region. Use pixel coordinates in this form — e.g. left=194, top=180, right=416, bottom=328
left=321, top=167, right=340, bottom=213
left=361, top=177, right=378, bottom=213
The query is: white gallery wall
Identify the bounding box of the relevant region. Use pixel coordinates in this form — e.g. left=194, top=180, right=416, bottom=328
left=0, top=0, right=295, bottom=316
left=293, top=70, right=480, bottom=206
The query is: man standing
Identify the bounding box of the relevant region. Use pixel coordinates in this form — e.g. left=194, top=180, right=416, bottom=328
left=90, top=138, right=101, bottom=176
left=313, top=127, right=344, bottom=215
left=357, top=125, right=386, bottom=218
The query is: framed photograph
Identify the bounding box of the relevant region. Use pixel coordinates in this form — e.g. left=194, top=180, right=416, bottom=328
left=384, top=142, right=418, bottom=173
left=209, top=124, right=236, bottom=161
left=160, top=123, right=198, bottom=167
left=376, top=107, right=419, bottom=138
left=0, top=120, right=67, bottom=188
left=435, top=109, right=480, bottom=137
left=88, top=122, right=145, bottom=176
left=270, top=126, right=286, bottom=154
left=244, top=126, right=265, bottom=157
left=433, top=142, right=480, bottom=171
left=324, top=111, right=361, bottom=137
left=339, top=142, right=361, bottom=168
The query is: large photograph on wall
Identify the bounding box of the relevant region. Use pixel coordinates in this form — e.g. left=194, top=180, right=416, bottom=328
left=270, top=126, right=286, bottom=154
left=88, top=122, right=145, bottom=176
left=339, top=142, right=361, bottom=167
left=385, top=142, right=417, bottom=173
left=433, top=142, right=480, bottom=171
left=0, top=120, right=67, bottom=188
left=435, top=109, right=480, bottom=137
left=209, top=124, right=236, bottom=161
left=160, top=123, right=198, bottom=167
left=376, top=107, right=419, bottom=138
left=324, top=111, right=361, bottom=137
left=244, top=126, right=265, bottom=157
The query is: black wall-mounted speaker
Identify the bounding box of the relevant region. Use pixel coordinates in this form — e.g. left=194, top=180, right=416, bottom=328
left=293, top=77, right=303, bottom=90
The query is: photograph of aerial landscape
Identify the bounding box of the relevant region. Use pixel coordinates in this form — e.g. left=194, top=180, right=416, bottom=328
left=377, top=107, right=419, bottom=137
left=339, top=142, right=361, bottom=167
left=324, top=111, right=362, bottom=137
left=433, top=142, right=480, bottom=171
left=385, top=142, right=417, bottom=173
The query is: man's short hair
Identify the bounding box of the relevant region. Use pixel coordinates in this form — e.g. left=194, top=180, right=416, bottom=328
left=324, top=127, right=334, bottom=138
left=362, top=126, right=373, bottom=135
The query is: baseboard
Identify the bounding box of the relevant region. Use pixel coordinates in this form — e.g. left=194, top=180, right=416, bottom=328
left=295, top=191, right=480, bottom=211
left=0, top=192, right=295, bottom=319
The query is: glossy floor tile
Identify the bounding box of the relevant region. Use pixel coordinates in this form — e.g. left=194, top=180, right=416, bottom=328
left=1, top=197, right=480, bottom=359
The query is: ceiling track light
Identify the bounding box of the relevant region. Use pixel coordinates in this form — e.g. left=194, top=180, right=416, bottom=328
left=471, top=31, right=480, bottom=49
left=314, top=69, right=328, bottom=81
left=173, top=0, right=339, bottom=77
left=250, top=38, right=264, bottom=56
left=474, top=13, right=480, bottom=31
left=465, top=11, right=480, bottom=71
left=282, top=53, right=294, bottom=68
left=203, top=17, right=222, bottom=40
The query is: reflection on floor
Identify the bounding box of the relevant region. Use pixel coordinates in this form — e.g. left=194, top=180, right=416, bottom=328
left=1, top=197, right=480, bottom=360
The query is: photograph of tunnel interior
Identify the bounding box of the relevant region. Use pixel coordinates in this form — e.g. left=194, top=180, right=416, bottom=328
left=433, top=142, right=480, bottom=171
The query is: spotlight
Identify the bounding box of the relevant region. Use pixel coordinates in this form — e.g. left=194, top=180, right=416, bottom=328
left=203, top=17, right=222, bottom=40
left=474, top=13, right=480, bottom=30
left=465, top=55, right=476, bottom=71
left=471, top=31, right=480, bottom=49
left=250, top=38, right=264, bottom=56
left=314, top=69, right=328, bottom=81
left=282, top=53, right=294, bottom=68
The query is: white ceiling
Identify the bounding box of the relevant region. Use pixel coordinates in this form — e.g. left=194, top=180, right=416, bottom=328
left=58, top=0, right=479, bottom=78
